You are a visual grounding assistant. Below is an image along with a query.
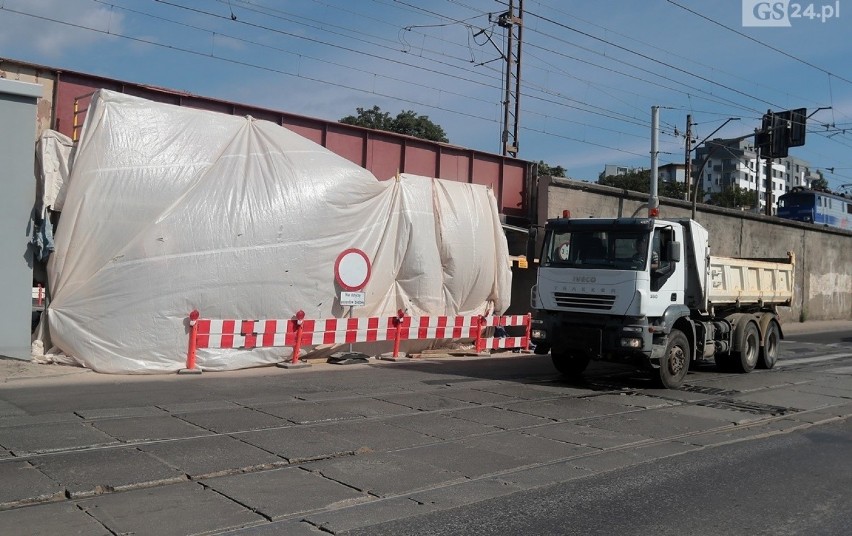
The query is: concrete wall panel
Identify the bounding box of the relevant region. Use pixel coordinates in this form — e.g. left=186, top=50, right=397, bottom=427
left=540, top=178, right=852, bottom=322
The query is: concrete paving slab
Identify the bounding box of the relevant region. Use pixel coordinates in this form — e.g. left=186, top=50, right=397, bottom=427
left=790, top=382, right=852, bottom=399
left=306, top=496, right=434, bottom=534
left=696, top=371, right=793, bottom=392
left=783, top=405, right=852, bottom=424
left=640, top=387, right=721, bottom=403
left=409, top=478, right=524, bottom=510
left=0, top=449, right=11, bottom=459
left=175, top=408, right=288, bottom=433
left=630, top=439, right=702, bottom=460
left=523, top=422, right=654, bottom=449
left=227, top=519, right=329, bottom=535
left=303, top=452, right=463, bottom=497
left=237, top=426, right=361, bottom=463
left=566, top=449, right=649, bottom=474
left=0, top=412, right=82, bottom=428
left=74, top=406, right=167, bottom=420
left=31, top=447, right=186, bottom=498
left=322, top=420, right=437, bottom=452
left=0, top=399, right=26, bottom=418
left=681, top=421, right=796, bottom=447
left=203, top=466, right=367, bottom=520
left=0, top=421, right=118, bottom=455
left=398, top=441, right=527, bottom=478
left=498, top=397, right=634, bottom=422
left=77, top=481, right=263, bottom=536
left=373, top=392, right=476, bottom=412
left=468, top=383, right=564, bottom=400
left=382, top=412, right=499, bottom=440
left=734, top=389, right=847, bottom=411
left=0, top=460, right=65, bottom=508
left=583, top=410, right=729, bottom=439
left=590, top=393, right=679, bottom=409
left=460, top=430, right=596, bottom=463
left=662, top=403, right=772, bottom=425
left=254, top=400, right=365, bottom=424
left=443, top=405, right=552, bottom=429
left=89, top=415, right=212, bottom=442
left=0, top=500, right=111, bottom=535
left=341, top=397, right=418, bottom=418
left=157, top=400, right=244, bottom=413
left=491, top=460, right=593, bottom=489
left=140, top=435, right=285, bottom=478
left=433, top=387, right=518, bottom=405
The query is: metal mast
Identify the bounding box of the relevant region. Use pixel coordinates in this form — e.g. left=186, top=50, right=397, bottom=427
left=500, top=0, right=523, bottom=157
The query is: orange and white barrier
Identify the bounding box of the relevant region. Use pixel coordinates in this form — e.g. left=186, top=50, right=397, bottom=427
left=184, top=309, right=531, bottom=372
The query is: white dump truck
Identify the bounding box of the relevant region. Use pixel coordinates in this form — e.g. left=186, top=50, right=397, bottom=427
left=529, top=216, right=795, bottom=389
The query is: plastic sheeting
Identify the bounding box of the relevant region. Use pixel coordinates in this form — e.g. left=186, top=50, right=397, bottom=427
left=45, top=90, right=511, bottom=373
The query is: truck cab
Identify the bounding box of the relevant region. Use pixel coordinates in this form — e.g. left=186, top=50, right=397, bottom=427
left=530, top=215, right=788, bottom=389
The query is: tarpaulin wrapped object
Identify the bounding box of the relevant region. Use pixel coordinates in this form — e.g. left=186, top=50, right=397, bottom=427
left=45, top=90, right=511, bottom=373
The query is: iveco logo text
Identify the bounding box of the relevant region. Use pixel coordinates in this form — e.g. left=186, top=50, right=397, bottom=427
left=572, top=276, right=596, bottom=283
left=742, top=0, right=841, bottom=26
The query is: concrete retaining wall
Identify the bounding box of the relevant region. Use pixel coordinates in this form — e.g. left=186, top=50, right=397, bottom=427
left=530, top=177, right=852, bottom=322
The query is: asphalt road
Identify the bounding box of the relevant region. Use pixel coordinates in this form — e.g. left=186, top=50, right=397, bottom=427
left=344, top=418, right=852, bottom=536
left=0, top=325, right=850, bottom=535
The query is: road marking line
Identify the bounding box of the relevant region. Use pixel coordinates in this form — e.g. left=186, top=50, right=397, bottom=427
left=776, top=353, right=852, bottom=368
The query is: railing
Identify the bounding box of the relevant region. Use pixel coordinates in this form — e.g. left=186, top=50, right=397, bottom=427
left=183, top=310, right=531, bottom=372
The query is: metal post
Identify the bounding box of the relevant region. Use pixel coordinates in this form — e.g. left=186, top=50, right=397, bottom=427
left=765, top=155, right=773, bottom=216
left=684, top=114, right=692, bottom=201
left=649, top=106, right=660, bottom=217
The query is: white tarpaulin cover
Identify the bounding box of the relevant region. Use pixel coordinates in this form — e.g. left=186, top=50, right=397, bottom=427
left=44, top=90, right=511, bottom=373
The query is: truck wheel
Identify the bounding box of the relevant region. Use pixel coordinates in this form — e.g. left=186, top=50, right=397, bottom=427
left=757, top=321, right=780, bottom=369
left=656, top=329, right=689, bottom=389
left=551, top=352, right=589, bottom=377
left=534, top=344, right=551, bottom=355
left=733, top=321, right=760, bottom=373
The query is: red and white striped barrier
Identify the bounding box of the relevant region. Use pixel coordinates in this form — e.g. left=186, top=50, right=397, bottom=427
left=184, top=309, right=531, bottom=372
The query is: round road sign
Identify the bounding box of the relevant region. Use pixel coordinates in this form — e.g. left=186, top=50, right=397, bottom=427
left=334, top=248, right=371, bottom=291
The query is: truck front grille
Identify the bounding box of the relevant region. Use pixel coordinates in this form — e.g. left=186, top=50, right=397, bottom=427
left=553, top=292, right=615, bottom=310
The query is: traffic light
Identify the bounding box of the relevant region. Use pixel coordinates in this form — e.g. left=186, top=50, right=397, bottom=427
left=770, top=112, right=789, bottom=158
left=787, top=108, right=807, bottom=147
left=756, top=108, right=807, bottom=158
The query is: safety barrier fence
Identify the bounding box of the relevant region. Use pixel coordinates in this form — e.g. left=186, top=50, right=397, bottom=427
left=184, top=309, right=531, bottom=371
left=32, top=285, right=44, bottom=306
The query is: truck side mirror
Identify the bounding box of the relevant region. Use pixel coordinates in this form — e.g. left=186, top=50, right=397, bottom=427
left=668, top=241, right=681, bottom=263
left=526, top=226, right=539, bottom=262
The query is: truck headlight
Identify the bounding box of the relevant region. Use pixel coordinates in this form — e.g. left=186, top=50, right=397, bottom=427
left=532, top=329, right=547, bottom=339
left=620, top=337, right=642, bottom=348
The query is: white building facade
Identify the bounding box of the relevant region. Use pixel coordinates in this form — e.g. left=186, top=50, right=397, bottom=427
left=692, top=138, right=820, bottom=213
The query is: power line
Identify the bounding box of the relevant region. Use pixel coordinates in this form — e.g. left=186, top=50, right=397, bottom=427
left=666, top=0, right=852, bottom=86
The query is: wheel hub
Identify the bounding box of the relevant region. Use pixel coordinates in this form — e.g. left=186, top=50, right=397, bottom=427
left=668, top=347, right=685, bottom=375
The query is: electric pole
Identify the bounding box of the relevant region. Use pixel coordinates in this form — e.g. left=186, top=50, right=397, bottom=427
left=500, top=0, right=523, bottom=157
left=684, top=114, right=692, bottom=201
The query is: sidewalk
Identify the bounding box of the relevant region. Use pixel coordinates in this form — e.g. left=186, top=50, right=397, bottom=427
left=2, top=319, right=850, bottom=384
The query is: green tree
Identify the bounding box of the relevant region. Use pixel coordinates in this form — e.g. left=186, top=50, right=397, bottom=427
left=599, top=170, right=699, bottom=201
left=340, top=106, right=448, bottom=143
left=537, top=160, right=566, bottom=178
left=810, top=176, right=829, bottom=191
left=709, top=185, right=758, bottom=208
left=599, top=169, right=652, bottom=193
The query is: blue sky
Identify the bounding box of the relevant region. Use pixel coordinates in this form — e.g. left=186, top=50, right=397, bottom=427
left=1, top=0, right=851, bottom=190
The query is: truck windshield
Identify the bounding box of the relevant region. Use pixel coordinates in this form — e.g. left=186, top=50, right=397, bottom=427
left=542, top=229, right=650, bottom=270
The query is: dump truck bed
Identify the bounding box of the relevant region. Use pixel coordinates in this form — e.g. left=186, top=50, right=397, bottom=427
left=707, top=253, right=795, bottom=306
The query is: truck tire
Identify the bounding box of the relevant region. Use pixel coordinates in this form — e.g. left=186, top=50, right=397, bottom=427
left=757, top=320, right=780, bottom=369
left=551, top=351, right=589, bottom=377
left=534, top=344, right=551, bottom=355
left=733, top=321, right=760, bottom=373
left=656, top=329, right=690, bottom=389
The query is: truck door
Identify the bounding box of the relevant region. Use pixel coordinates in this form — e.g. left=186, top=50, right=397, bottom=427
left=647, top=226, right=684, bottom=317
